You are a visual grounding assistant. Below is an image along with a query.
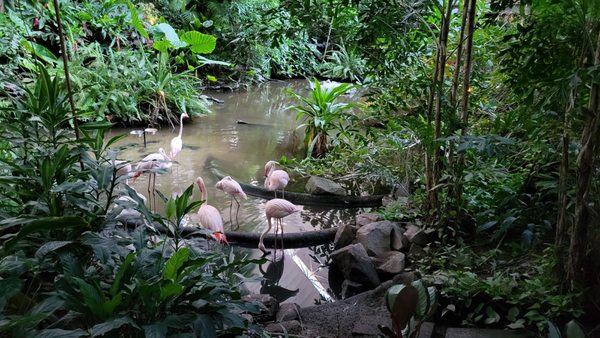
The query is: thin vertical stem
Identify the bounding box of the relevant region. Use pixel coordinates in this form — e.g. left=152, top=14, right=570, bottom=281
left=52, top=0, right=80, bottom=141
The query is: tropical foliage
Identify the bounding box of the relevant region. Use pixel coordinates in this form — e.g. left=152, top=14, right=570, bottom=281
left=0, top=0, right=599, bottom=336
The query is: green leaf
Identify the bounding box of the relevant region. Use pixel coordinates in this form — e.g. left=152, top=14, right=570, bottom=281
left=166, top=199, right=176, bottom=220
left=35, top=241, right=74, bottom=260
left=126, top=1, right=148, bottom=39
left=412, top=280, right=430, bottom=317
left=155, top=23, right=186, bottom=49
left=35, top=329, right=87, bottom=338
left=21, top=41, right=57, bottom=64
left=484, top=306, right=500, bottom=324
left=90, top=316, right=139, bottom=337
left=0, top=255, right=30, bottom=276
left=163, top=247, right=190, bottom=281
left=0, top=277, right=22, bottom=312
left=4, top=217, right=88, bottom=253
left=110, top=252, right=135, bottom=296
left=565, top=320, right=585, bottom=338
left=143, top=323, right=167, bottom=338
left=548, top=321, right=562, bottom=338
left=160, top=281, right=185, bottom=301
left=180, top=31, right=216, bottom=54
left=507, top=319, right=526, bottom=329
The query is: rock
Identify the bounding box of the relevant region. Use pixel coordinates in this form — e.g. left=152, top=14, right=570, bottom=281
left=352, top=315, right=392, bottom=336
left=391, top=224, right=409, bottom=251
left=404, top=224, right=434, bottom=246
left=355, top=213, right=381, bottom=227
left=241, top=313, right=254, bottom=324
left=334, top=223, right=355, bottom=250
left=305, top=176, right=346, bottom=195
left=242, top=294, right=279, bottom=322
left=374, top=251, right=406, bottom=275
left=276, top=303, right=301, bottom=322
left=341, top=279, right=365, bottom=299
left=408, top=243, right=426, bottom=259
left=356, top=221, right=396, bottom=256
left=331, top=243, right=381, bottom=288
left=264, top=320, right=303, bottom=335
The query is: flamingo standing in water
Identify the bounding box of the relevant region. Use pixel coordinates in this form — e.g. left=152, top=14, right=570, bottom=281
left=131, top=148, right=171, bottom=211
left=195, top=177, right=228, bottom=244
left=170, top=112, right=189, bottom=160
left=264, top=161, right=289, bottom=198
left=216, top=176, right=247, bottom=230
left=258, top=198, right=300, bottom=255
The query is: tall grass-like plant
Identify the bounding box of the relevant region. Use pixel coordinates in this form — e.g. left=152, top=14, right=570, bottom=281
left=289, top=78, right=358, bottom=158
left=0, top=66, right=261, bottom=336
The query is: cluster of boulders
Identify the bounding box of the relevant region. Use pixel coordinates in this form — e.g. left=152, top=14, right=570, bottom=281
left=330, top=212, right=434, bottom=298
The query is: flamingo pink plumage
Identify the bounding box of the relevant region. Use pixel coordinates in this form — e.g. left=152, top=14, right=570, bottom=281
left=131, top=148, right=171, bottom=211
left=264, top=161, right=289, bottom=198
left=258, top=198, right=300, bottom=255
left=170, top=112, right=189, bottom=160
left=216, top=176, right=247, bottom=230
left=196, top=177, right=228, bottom=244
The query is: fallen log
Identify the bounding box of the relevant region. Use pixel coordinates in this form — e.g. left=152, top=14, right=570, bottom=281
left=122, top=219, right=336, bottom=249
left=206, top=160, right=385, bottom=208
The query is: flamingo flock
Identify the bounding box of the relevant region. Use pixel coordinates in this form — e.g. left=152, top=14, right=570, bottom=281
left=110, top=113, right=300, bottom=255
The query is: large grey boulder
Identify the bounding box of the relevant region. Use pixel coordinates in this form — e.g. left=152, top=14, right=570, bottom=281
left=355, top=220, right=396, bottom=256
left=331, top=243, right=380, bottom=288
left=391, top=224, right=410, bottom=251
left=334, top=223, right=355, bottom=250
left=355, top=212, right=381, bottom=227
left=276, top=303, right=301, bottom=322
left=374, top=251, right=406, bottom=275
left=305, top=176, right=346, bottom=195
left=404, top=224, right=433, bottom=246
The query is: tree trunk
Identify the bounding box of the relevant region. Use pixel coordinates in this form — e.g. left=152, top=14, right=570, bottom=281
left=567, top=30, right=600, bottom=291
left=453, top=0, right=477, bottom=227
left=427, top=0, right=455, bottom=213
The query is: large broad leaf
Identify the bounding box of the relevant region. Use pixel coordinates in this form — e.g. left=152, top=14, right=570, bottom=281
left=143, top=323, right=167, bottom=338
left=3, top=217, right=88, bottom=253
left=412, top=280, right=430, bottom=317
left=163, top=247, right=190, bottom=281
left=90, top=316, right=140, bottom=337
left=81, top=232, right=128, bottom=263
left=35, top=329, right=87, bottom=338
left=0, top=277, right=22, bottom=312
left=180, top=31, right=216, bottom=54
left=35, top=241, right=74, bottom=260
left=384, top=283, right=418, bottom=336
left=21, top=41, right=58, bottom=64
left=126, top=1, right=148, bottom=39
left=547, top=321, right=562, bottom=338
left=0, top=255, right=30, bottom=276
left=193, top=315, right=217, bottom=338
left=155, top=23, right=186, bottom=49
left=565, top=320, right=585, bottom=338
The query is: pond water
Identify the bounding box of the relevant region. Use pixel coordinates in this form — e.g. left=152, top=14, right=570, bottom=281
left=107, top=79, right=364, bottom=307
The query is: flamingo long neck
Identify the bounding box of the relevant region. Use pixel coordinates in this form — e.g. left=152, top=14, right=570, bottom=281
left=178, top=114, right=185, bottom=138
left=197, top=179, right=208, bottom=203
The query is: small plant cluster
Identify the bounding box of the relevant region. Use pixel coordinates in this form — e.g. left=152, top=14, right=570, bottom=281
left=419, top=246, right=583, bottom=335
left=0, top=67, right=260, bottom=336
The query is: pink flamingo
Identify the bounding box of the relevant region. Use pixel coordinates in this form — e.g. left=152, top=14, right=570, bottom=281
left=264, top=161, right=289, bottom=198
left=195, top=177, right=228, bottom=244
left=258, top=198, right=300, bottom=255
left=131, top=148, right=171, bottom=211
left=216, top=176, right=247, bottom=230
left=170, top=112, right=189, bottom=160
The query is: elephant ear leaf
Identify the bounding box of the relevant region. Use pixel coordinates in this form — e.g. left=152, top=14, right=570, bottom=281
left=180, top=31, right=217, bottom=54
left=385, top=283, right=418, bottom=336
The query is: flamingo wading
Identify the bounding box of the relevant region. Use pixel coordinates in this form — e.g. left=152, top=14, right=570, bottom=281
left=170, top=112, right=189, bottom=160
left=258, top=198, right=300, bottom=255
left=216, top=176, right=247, bottom=230
left=264, top=160, right=289, bottom=198
left=195, top=177, right=228, bottom=244
left=131, top=148, right=171, bottom=212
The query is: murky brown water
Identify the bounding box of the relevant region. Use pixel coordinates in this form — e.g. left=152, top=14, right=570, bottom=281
left=107, top=79, right=364, bottom=306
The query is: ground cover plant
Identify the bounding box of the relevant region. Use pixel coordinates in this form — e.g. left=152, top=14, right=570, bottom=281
left=0, top=0, right=599, bottom=337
